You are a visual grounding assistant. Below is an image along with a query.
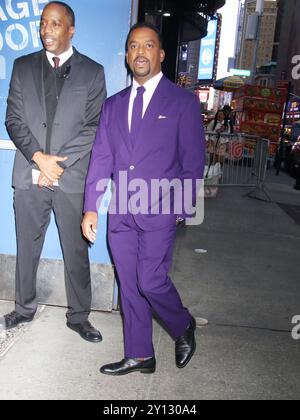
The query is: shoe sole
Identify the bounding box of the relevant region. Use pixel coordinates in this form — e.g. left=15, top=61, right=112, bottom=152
left=100, top=367, right=156, bottom=376
left=66, top=323, right=103, bottom=343
left=5, top=318, right=34, bottom=331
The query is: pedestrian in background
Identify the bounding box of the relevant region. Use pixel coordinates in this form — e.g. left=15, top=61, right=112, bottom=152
left=207, top=110, right=231, bottom=134
left=222, top=104, right=234, bottom=134
left=207, top=110, right=230, bottom=165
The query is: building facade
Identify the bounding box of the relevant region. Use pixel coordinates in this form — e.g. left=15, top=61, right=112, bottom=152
left=138, top=0, right=226, bottom=81
left=236, top=0, right=278, bottom=71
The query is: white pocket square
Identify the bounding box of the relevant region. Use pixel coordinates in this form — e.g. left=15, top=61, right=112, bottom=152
left=158, top=115, right=167, bottom=119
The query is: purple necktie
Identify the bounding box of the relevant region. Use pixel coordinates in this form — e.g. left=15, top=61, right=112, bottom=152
left=130, top=86, right=145, bottom=145
left=52, top=56, right=60, bottom=69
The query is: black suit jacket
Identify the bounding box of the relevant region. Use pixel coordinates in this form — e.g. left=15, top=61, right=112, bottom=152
left=6, top=48, right=107, bottom=193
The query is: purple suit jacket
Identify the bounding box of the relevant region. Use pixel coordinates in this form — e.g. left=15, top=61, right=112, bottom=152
left=84, top=76, right=206, bottom=231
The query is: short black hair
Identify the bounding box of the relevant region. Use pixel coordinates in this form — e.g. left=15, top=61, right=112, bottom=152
left=44, top=1, right=75, bottom=26
left=126, top=22, right=163, bottom=51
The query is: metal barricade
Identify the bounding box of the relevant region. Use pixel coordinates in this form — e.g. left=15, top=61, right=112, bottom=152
left=204, top=132, right=270, bottom=200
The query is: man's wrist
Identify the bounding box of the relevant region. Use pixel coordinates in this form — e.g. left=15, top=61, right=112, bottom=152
left=32, top=151, right=45, bottom=166
left=84, top=211, right=98, bottom=216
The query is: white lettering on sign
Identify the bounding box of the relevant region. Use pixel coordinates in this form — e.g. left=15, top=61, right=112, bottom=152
left=0, top=0, right=48, bottom=79
left=292, top=315, right=300, bottom=340
left=0, top=0, right=48, bottom=21
left=292, top=55, right=300, bottom=80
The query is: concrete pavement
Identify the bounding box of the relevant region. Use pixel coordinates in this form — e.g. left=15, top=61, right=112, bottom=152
left=0, top=168, right=299, bottom=400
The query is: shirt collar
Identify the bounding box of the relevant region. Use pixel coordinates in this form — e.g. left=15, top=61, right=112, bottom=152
left=46, top=45, right=74, bottom=68
left=132, top=71, right=163, bottom=93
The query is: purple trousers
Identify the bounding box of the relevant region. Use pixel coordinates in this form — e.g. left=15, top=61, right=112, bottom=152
left=108, top=215, right=191, bottom=358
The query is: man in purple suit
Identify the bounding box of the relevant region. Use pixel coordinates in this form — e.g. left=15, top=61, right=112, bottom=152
left=82, top=23, right=206, bottom=375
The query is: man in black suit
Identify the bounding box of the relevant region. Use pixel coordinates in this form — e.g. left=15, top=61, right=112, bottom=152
left=3, top=1, right=107, bottom=343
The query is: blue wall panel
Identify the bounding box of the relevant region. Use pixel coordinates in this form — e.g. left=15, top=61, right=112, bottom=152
left=0, top=150, right=15, bottom=254
left=0, top=0, right=132, bottom=263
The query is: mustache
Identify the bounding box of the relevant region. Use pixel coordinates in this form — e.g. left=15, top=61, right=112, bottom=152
left=134, top=56, right=149, bottom=63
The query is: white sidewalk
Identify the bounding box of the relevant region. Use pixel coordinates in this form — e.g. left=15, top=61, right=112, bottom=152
left=0, top=169, right=299, bottom=400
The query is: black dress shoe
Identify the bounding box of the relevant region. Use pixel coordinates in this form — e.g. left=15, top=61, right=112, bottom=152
left=4, top=311, right=34, bottom=330
left=66, top=320, right=102, bottom=343
left=175, top=317, right=196, bottom=368
left=100, top=358, right=156, bottom=376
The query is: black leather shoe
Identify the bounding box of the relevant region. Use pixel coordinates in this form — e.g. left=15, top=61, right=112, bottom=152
left=66, top=320, right=102, bottom=343
left=4, top=311, right=34, bottom=330
left=100, top=358, right=156, bottom=376
left=175, top=317, right=196, bottom=368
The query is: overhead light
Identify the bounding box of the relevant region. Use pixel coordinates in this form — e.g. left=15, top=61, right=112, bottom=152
left=163, top=12, right=171, bottom=17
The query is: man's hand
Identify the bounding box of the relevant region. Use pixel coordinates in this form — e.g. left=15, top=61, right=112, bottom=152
left=176, top=217, right=184, bottom=226
left=32, top=151, right=68, bottom=183
left=38, top=172, right=54, bottom=190
left=82, top=212, right=98, bottom=243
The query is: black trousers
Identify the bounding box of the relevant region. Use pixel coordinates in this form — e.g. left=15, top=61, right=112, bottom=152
left=14, top=186, right=91, bottom=323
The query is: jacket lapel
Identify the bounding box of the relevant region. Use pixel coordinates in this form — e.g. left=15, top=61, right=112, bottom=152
left=133, top=76, right=169, bottom=155
left=31, top=50, right=46, bottom=115
left=54, top=48, right=83, bottom=114
left=115, top=76, right=170, bottom=155
left=30, top=49, right=83, bottom=116
left=116, top=87, right=131, bottom=152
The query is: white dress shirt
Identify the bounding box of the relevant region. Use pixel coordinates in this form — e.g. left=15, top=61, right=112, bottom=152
left=46, top=45, right=74, bottom=68
left=128, top=71, right=163, bottom=132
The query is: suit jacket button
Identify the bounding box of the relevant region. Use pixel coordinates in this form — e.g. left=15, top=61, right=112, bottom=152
left=129, top=165, right=135, bottom=171
left=42, top=123, right=47, bottom=128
